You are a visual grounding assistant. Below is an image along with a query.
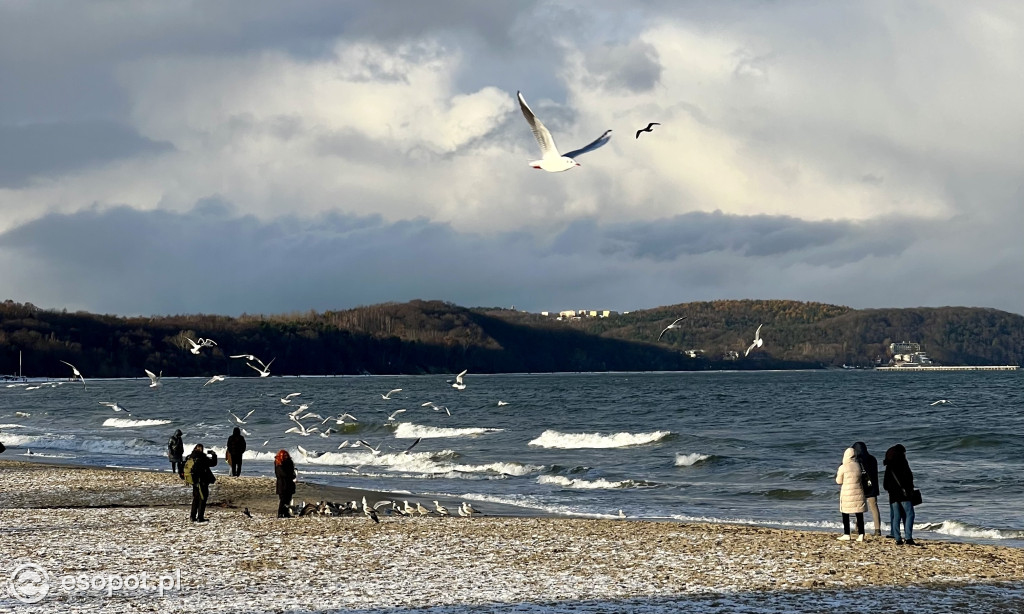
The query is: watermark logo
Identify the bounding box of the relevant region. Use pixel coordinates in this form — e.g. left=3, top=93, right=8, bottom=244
left=8, top=563, right=49, bottom=603
left=6, top=561, right=180, bottom=603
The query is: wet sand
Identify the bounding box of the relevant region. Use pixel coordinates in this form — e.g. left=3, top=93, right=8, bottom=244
left=2, top=459, right=1023, bottom=613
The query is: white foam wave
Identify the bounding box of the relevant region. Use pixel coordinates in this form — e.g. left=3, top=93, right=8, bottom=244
left=924, top=520, right=1024, bottom=540
left=103, top=418, right=173, bottom=428
left=537, top=475, right=636, bottom=489
left=675, top=452, right=711, bottom=466
left=0, top=423, right=26, bottom=428
left=528, top=429, right=672, bottom=449
left=0, top=433, right=161, bottom=456
left=394, top=422, right=504, bottom=439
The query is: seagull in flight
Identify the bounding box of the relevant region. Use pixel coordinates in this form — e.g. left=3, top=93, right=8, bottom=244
left=99, top=401, right=129, bottom=415
left=204, top=375, right=226, bottom=386
left=381, top=388, right=402, bottom=400
left=246, top=357, right=275, bottom=378
left=229, top=409, right=256, bottom=424
left=744, top=324, right=764, bottom=357
left=657, top=317, right=687, bottom=341
left=144, top=369, right=162, bottom=388
left=422, top=401, right=451, bottom=416
left=60, top=360, right=86, bottom=388
left=635, top=122, right=660, bottom=139
left=517, top=91, right=612, bottom=173
left=280, top=393, right=301, bottom=405
left=356, top=440, right=383, bottom=455
left=386, top=409, right=407, bottom=423
left=452, top=369, right=468, bottom=390
left=402, top=437, right=421, bottom=454
left=185, top=337, right=217, bottom=355
left=930, top=399, right=954, bottom=406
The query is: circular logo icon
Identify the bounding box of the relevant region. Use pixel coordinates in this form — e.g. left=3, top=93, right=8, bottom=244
left=8, top=562, right=50, bottom=604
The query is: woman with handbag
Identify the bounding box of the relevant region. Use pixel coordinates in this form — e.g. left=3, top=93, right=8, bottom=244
left=883, top=444, right=916, bottom=545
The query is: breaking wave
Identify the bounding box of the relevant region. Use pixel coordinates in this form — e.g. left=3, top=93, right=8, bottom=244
left=528, top=429, right=672, bottom=449
left=675, top=452, right=712, bottom=466
left=102, top=418, right=173, bottom=428
left=537, top=475, right=651, bottom=490
left=393, top=423, right=504, bottom=439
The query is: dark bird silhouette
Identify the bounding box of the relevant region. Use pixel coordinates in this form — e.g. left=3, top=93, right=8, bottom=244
left=635, top=122, right=660, bottom=139
left=243, top=507, right=252, bottom=518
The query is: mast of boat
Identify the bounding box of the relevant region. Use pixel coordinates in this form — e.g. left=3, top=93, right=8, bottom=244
left=19, top=350, right=23, bottom=378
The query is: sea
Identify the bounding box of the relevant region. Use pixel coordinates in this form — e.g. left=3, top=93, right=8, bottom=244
left=2, top=369, right=1022, bottom=547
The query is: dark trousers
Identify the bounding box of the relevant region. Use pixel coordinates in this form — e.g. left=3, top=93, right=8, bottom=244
left=230, top=460, right=242, bottom=477
left=170, top=460, right=184, bottom=478
left=191, top=484, right=209, bottom=521
left=277, top=493, right=292, bottom=518
left=842, top=512, right=865, bottom=535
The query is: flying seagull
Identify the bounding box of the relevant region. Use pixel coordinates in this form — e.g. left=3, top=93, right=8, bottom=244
left=60, top=360, right=86, bottom=389
left=381, top=388, right=402, bottom=400
left=144, top=369, right=162, bottom=388
left=635, top=122, right=660, bottom=139
left=657, top=317, right=687, bottom=341
left=246, top=357, right=275, bottom=378
left=745, top=324, right=764, bottom=357
left=204, top=375, right=226, bottom=386
left=930, top=399, right=954, bottom=406
left=99, top=401, right=129, bottom=415
left=452, top=369, right=468, bottom=390
left=280, top=392, right=301, bottom=405
left=386, top=409, right=407, bottom=423
left=229, top=409, right=256, bottom=424
left=517, top=91, right=612, bottom=172
left=185, top=337, right=216, bottom=355
left=402, top=437, right=421, bottom=454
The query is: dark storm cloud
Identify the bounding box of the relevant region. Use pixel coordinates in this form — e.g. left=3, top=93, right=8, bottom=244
left=0, top=203, right=929, bottom=316
left=0, top=121, right=173, bottom=187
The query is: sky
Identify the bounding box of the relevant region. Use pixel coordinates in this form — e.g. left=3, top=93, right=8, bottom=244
left=1, top=1, right=1022, bottom=317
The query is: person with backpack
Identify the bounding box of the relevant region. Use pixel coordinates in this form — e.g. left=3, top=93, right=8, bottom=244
left=852, top=441, right=881, bottom=536
left=226, top=427, right=247, bottom=477
left=167, top=429, right=185, bottom=479
left=184, top=443, right=218, bottom=522
left=275, top=449, right=297, bottom=518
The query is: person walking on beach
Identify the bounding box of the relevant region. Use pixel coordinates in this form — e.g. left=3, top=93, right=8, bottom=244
left=835, top=447, right=867, bottom=541
left=186, top=444, right=218, bottom=523
left=167, top=429, right=185, bottom=479
left=226, top=427, right=247, bottom=477
left=853, top=441, right=882, bottom=536
left=275, top=449, right=297, bottom=518
left=883, top=444, right=917, bottom=545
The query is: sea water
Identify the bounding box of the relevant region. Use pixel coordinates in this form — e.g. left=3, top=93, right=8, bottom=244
left=2, top=370, right=1022, bottom=546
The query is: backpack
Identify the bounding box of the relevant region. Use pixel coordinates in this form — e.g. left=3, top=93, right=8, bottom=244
left=183, top=457, right=196, bottom=486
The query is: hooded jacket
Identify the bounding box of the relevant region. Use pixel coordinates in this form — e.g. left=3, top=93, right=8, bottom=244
left=227, top=427, right=247, bottom=460
left=167, top=429, right=184, bottom=461
left=883, top=444, right=915, bottom=503
left=836, top=447, right=867, bottom=513
left=852, top=441, right=880, bottom=499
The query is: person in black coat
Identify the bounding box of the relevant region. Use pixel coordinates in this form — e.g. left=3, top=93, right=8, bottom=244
left=274, top=449, right=297, bottom=518
left=883, top=444, right=916, bottom=545
left=188, top=444, right=218, bottom=522
left=226, top=427, right=247, bottom=477
left=167, top=429, right=185, bottom=479
left=852, top=441, right=881, bottom=536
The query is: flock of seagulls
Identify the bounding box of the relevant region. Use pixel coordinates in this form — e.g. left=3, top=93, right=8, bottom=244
left=655, top=317, right=769, bottom=358
left=284, top=495, right=484, bottom=522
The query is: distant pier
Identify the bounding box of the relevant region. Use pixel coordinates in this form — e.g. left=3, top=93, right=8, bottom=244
left=875, top=365, right=1019, bottom=371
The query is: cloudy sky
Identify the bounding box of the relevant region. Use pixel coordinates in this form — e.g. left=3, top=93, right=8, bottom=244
left=1, top=1, right=1022, bottom=317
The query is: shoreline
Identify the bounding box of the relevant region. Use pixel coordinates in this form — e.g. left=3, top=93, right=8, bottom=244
left=3, top=460, right=1024, bottom=612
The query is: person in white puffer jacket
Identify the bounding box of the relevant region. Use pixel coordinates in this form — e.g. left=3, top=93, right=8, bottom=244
left=835, top=447, right=867, bottom=541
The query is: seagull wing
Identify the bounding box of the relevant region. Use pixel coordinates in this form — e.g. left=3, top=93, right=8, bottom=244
left=403, top=437, right=421, bottom=454
left=388, top=409, right=407, bottom=421
left=145, top=369, right=159, bottom=383
left=564, top=129, right=612, bottom=159
left=242, top=409, right=256, bottom=421
left=246, top=362, right=263, bottom=374
left=517, top=91, right=560, bottom=158
left=657, top=327, right=669, bottom=341
left=754, top=324, right=763, bottom=341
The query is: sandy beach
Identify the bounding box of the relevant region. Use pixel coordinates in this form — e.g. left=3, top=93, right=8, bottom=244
left=2, top=459, right=1023, bottom=613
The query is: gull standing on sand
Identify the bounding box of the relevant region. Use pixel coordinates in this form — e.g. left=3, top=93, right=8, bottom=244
left=60, top=360, right=86, bottom=388
left=657, top=317, right=687, bottom=341
left=381, top=388, right=402, bottom=400
left=517, top=91, right=612, bottom=172
left=745, top=324, right=764, bottom=357
left=433, top=500, right=450, bottom=517
left=144, top=369, right=162, bottom=388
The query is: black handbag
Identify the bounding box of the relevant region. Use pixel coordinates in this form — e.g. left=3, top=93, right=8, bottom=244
left=911, top=489, right=923, bottom=506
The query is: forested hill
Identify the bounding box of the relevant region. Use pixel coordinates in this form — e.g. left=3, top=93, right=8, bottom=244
left=1, top=299, right=1021, bottom=378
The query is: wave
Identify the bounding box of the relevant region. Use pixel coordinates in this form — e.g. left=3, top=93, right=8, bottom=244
left=0, top=433, right=161, bottom=456
left=537, top=475, right=653, bottom=490
left=102, top=418, right=173, bottom=428
left=393, top=422, right=504, bottom=439
left=675, top=452, right=712, bottom=466
left=918, top=520, right=1024, bottom=540
left=0, top=423, right=26, bottom=429
left=241, top=446, right=542, bottom=478
left=528, top=429, right=672, bottom=449
left=760, top=488, right=816, bottom=500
